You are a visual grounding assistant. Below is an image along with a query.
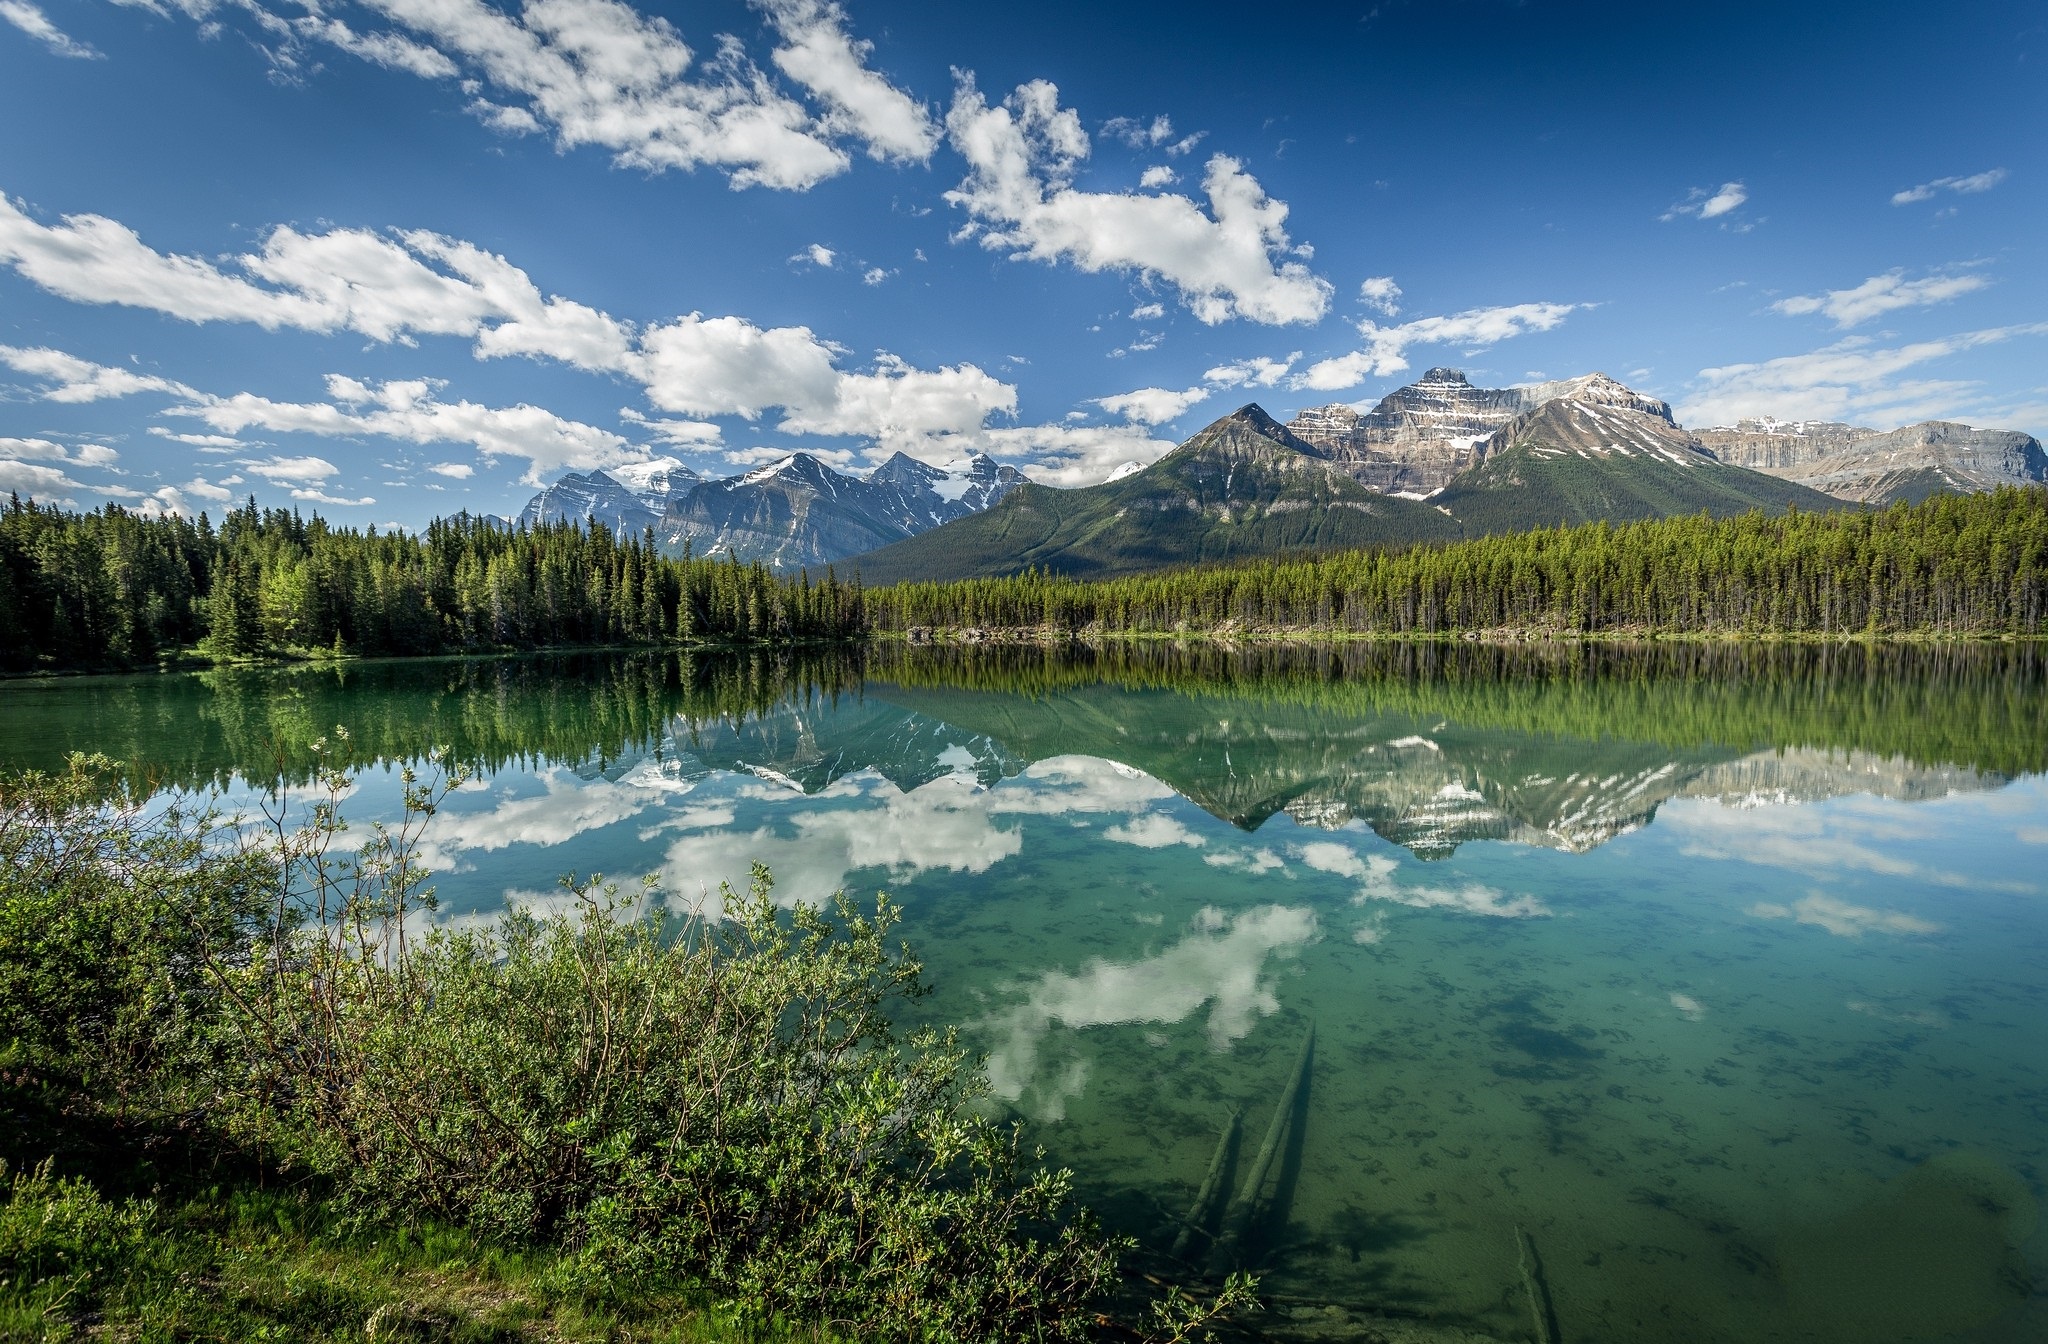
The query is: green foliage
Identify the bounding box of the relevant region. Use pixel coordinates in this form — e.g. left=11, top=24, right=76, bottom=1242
left=228, top=802, right=1124, bottom=1339
left=867, top=487, right=2048, bottom=637
left=0, top=754, right=275, bottom=1095
left=0, top=1160, right=155, bottom=1319
left=0, top=497, right=865, bottom=673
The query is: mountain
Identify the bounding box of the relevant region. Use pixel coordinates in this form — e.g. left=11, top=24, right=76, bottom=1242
left=847, top=405, right=1465, bottom=583
left=514, top=451, right=1024, bottom=570
left=517, top=466, right=697, bottom=534
left=1436, top=398, right=1844, bottom=533
left=1285, top=369, right=1674, bottom=495
left=1694, top=418, right=2048, bottom=504
left=851, top=391, right=1838, bottom=583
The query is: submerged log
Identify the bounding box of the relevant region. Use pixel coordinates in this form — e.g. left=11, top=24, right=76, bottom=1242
left=1170, top=1108, right=1241, bottom=1260
left=1515, top=1225, right=1560, bottom=1344
left=1206, top=1021, right=1314, bottom=1276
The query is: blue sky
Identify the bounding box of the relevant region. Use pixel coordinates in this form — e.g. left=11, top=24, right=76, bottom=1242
left=2, top=0, right=2042, bottom=526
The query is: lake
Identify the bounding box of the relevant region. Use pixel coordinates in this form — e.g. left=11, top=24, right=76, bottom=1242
left=4, top=641, right=2044, bottom=1344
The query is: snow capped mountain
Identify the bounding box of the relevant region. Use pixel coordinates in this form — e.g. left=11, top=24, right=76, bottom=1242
left=512, top=450, right=1026, bottom=571
left=1693, top=419, right=2046, bottom=503
left=517, top=460, right=703, bottom=536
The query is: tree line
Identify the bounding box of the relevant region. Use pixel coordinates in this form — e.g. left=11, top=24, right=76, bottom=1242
left=865, top=488, right=2048, bottom=638
left=0, top=496, right=867, bottom=672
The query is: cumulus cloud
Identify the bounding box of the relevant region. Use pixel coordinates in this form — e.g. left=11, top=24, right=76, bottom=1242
left=175, top=375, right=643, bottom=485
left=980, top=904, right=1318, bottom=1111
left=1357, top=275, right=1401, bottom=315
left=124, top=0, right=930, bottom=190
left=753, top=0, right=937, bottom=163
left=241, top=454, right=339, bottom=484
left=1673, top=323, right=2048, bottom=429
left=1203, top=353, right=1297, bottom=388
left=1770, top=267, right=1990, bottom=328
left=792, top=242, right=835, bottom=267
left=944, top=76, right=1330, bottom=325
left=1138, top=165, right=1176, bottom=189
left=0, top=195, right=1024, bottom=467
left=0, top=195, right=633, bottom=369
left=1095, top=384, right=1210, bottom=425
left=0, top=344, right=196, bottom=403
left=1892, top=168, right=2008, bottom=206
left=1, top=0, right=100, bottom=57
left=1293, top=302, right=1580, bottom=391
left=1662, top=181, right=1748, bottom=222
left=1101, top=813, right=1206, bottom=848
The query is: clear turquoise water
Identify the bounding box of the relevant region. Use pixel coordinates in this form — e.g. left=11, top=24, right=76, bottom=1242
left=4, top=644, right=2043, bottom=1343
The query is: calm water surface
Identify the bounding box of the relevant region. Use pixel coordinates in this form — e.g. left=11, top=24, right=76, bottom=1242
left=4, top=643, right=2045, bottom=1344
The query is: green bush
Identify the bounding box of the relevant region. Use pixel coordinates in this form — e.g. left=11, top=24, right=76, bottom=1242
left=233, top=860, right=1122, bottom=1342
left=0, top=754, right=275, bottom=1099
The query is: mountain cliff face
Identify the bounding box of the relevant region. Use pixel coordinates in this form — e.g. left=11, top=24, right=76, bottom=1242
left=1694, top=419, right=2048, bottom=504
left=515, top=451, right=1024, bottom=570
left=1436, top=400, right=1843, bottom=533
left=1286, top=369, right=1675, bottom=495
left=848, top=404, right=1464, bottom=583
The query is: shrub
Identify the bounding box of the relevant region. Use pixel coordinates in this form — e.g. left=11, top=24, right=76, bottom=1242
left=0, top=1159, right=155, bottom=1325
left=0, top=754, right=274, bottom=1100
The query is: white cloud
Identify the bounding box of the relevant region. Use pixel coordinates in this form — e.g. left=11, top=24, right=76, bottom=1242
left=0, top=344, right=197, bottom=403
left=944, top=76, right=1330, bottom=326
left=355, top=0, right=845, bottom=190
left=1749, top=892, right=1939, bottom=938
left=0, top=459, right=85, bottom=504
left=1771, top=267, right=1990, bottom=328
left=1138, top=165, right=1176, bottom=189
left=288, top=487, right=378, bottom=507
left=0, top=190, right=1030, bottom=466
left=1203, top=353, right=1297, bottom=388
left=980, top=904, right=1318, bottom=1110
left=1101, top=813, right=1206, bottom=848
left=1102, top=114, right=1174, bottom=148
left=980, top=422, right=1177, bottom=487
left=619, top=407, right=723, bottom=447
left=861, top=265, right=889, bottom=285
left=0, top=196, right=634, bottom=370
left=1295, top=839, right=1547, bottom=918
left=1129, top=301, right=1165, bottom=320
left=149, top=428, right=249, bottom=448
left=1358, top=275, right=1401, bottom=315
left=793, top=242, right=836, bottom=267
left=0, top=0, right=100, bottom=58
left=241, top=454, right=339, bottom=484
left=427, top=461, right=475, bottom=478
left=1095, top=384, right=1210, bottom=425
left=1674, top=323, right=2048, bottom=429
left=178, top=375, right=643, bottom=485
left=1662, top=181, right=1748, bottom=222
left=1294, top=302, right=1580, bottom=391
left=1892, top=168, right=2008, bottom=206
left=753, top=0, right=937, bottom=163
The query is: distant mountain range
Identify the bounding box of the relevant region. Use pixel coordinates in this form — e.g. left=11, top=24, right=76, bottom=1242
left=505, top=366, right=2044, bottom=578
left=518, top=450, right=1023, bottom=569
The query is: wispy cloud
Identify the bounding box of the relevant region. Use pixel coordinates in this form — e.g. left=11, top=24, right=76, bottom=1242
left=1892, top=168, right=2008, bottom=206
left=1662, top=181, right=1748, bottom=222
left=1771, top=267, right=1991, bottom=328
left=0, top=0, right=101, bottom=59
left=1674, top=323, right=2048, bottom=429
